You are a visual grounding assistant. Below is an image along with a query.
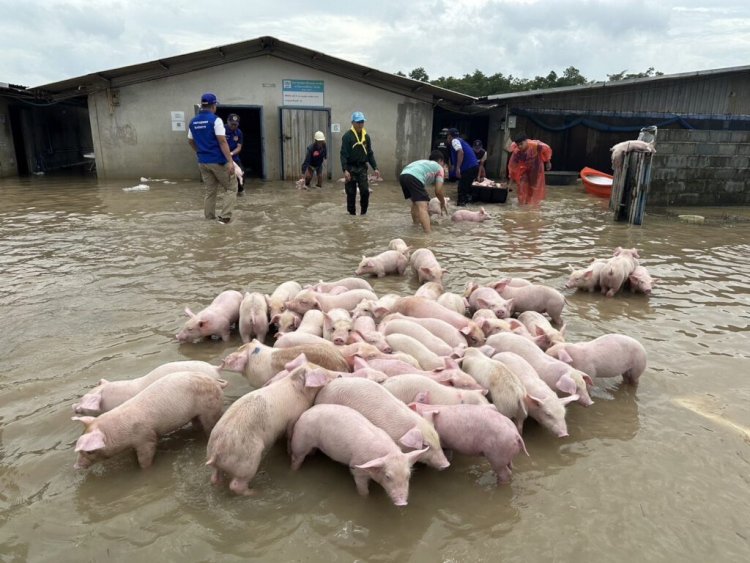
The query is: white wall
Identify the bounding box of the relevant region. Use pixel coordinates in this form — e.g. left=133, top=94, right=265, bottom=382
left=88, top=56, right=435, bottom=180
left=0, top=98, right=19, bottom=177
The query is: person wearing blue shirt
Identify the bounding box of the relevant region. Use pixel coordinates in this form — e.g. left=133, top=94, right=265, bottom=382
left=225, top=113, right=245, bottom=195
left=187, top=92, right=236, bottom=223
left=447, top=128, right=480, bottom=206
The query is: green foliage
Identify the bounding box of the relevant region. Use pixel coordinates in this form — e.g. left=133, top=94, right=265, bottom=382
left=607, top=67, right=664, bottom=81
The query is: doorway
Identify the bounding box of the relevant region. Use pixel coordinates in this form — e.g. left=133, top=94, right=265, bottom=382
left=216, top=105, right=264, bottom=179
left=279, top=107, right=330, bottom=181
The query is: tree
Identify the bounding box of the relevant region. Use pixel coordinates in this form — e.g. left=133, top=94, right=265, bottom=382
left=409, top=67, right=430, bottom=82
left=607, top=67, right=664, bottom=81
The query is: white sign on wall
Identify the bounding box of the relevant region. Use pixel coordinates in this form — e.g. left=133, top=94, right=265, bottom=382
left=172, top=121, right=186, bottom=132
left=171, top=110, right=185, bottom=132
left=282, top=79, right=324, bottom=107
left=331, top=123, right=340, bottom=133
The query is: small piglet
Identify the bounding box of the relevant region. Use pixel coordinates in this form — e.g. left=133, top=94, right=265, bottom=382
left=565, top=259, right=608, bottom=293
left=628, top=265, right=656, bottom=295
left=388, top=238, right=412, bottom=259
left=355, top=250, right=408, bottom=278
left=239, top=292, right=269, bottom=343
left=176, top=290, right=243, bottom=343
left=599, top=247, right=640, bottom=297
left=491, top=280, right=565, bottom=326
left=72, top=372, right=227, bottom=469
left=410, top=402, right=528, bottom=485
left=409, top=248, right=444, bottom=284
left=546, top=334, right=647, bottom=385
left=451, top=207, right=491, bottom=222
left=73, top=360, right=223, bottom=416
left=290, top=404, right=426, bottom=506
left=383, top=373, right=489, bottom=406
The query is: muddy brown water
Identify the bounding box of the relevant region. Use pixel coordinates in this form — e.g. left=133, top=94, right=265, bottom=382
left=1, top=174, right=749, bottom=562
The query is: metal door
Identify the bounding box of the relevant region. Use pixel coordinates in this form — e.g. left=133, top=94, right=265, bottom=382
left=280, top=108, right=330, bottom=180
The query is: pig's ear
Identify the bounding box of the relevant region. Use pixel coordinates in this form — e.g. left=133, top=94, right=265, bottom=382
left=303, top=368, right=331, bottom=388
left=567, top=264, right=575, bottom=272
left=524, top=394, right=544, bottom=408
left=582, top=374, right=594, bottom=387
left=292, top=315, right=301, bottom=330
left=505, top=298, right=515, bottom=312
left=459, top=325, right=472, bottom=336
left=352, top=356, right=368, bottom=370
left=559, top=324, right=567, bottom=338
left=475, top=297, right=490, bottom=310
left=398, top=427, right=425, bottom=450
left=613, top=246, right=623, bottom=256
left=444, top=357, right=460, bottom=370
left=531, top=335, right=547, bottom=347
left=414, top=391, right=430, bottom=404
left=75, top=429, right=106, bottom=452
left=264, top=295, right=272, bottom=307
left=98, top=378, right=109, bottom=385
left=354, top=456, right=387, bottom=471
left=534, top=326, right=546, bottom=337
left=404, top=447, right=429, bottom=465
left=632, top=248, right=640, bottom=258
left=284, top=353, right=308, bottom=372
left=560, top=394, right=580, bottom=406
left=556, top=374, right=578, bottom=395
left=184, top=307, right=195, bottom=318
left=73, top=393, right=102, bottom=414
left=374, top=306, right=389, bottom=318
left=583, top=270, right=593, bottom=279
left=71, top=415, right=96, bottom=426
left=557, top=349, right=574, bottom=364
left=508, top=319, right=524, bottom=331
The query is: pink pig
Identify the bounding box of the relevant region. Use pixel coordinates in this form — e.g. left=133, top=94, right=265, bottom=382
left=388, top=297, right=485, bottom=347
left=285, top=288, right=378, bottom=314
left=409, top=402, right=528, bottom=485
left=628, top=265, right=657, bottom=295
left=351, top=315, right=392, bottom=352
left=565, top=259, right=608, bottom=292
left=545, top=334, right=647, bottom=385
left=409, top=248, right=444, bottom=284
left=465, top=282, right=514, bottom=318
left=290, top=404, right=426, bottom=506
left=73, top=372, right=227, bottom=469
left=311, top=277, right=373, bottom=293
left=239, top=292, right=269, bottom=343
left=355, top=250, right=408, bottom=277
left=323, top=308, right=352, bottom=345
left=599, top=247, right=640, bottom=297
left=383, top=373, right=489, bottom=406
left=491, top=280, right=565, bottom=326
left=176, top=289, right=243, bottom=343
left=451, top=207, right=491, bottom=222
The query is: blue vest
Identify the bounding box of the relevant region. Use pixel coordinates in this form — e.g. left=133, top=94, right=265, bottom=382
left=226, top=127, right=243, bottom=163
left=189, top=110, right=226, bottom=164
left=450, top=138, right=479, bottom=172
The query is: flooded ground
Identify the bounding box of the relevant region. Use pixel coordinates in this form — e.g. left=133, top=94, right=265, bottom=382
left=1, top=173, right=749, bottom=562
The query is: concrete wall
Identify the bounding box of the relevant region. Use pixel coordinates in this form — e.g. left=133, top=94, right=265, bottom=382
left=88, top=55, right=434, bottom=180
left=649, top=129, right=750, bottom=206
left=0, top=98, right=18, bottom=177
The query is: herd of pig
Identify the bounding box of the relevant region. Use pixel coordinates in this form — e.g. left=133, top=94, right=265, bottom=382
left=70, top=239, right=648, bottom=506
left=564, top=247, right=657, bottom=296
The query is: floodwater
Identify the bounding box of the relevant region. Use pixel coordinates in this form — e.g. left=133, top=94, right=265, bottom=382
left=1, top=173, right=749, bottom=563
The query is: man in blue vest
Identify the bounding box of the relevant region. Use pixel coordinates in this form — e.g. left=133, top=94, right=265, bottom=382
left=187, top=92, right=236, bottom=223
left=226, top=113, right=245, bottom=195
left=447, top=128, right=479, bottom=206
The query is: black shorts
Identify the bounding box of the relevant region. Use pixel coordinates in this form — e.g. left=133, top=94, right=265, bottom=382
left=400, top=173, right=430, bottom=202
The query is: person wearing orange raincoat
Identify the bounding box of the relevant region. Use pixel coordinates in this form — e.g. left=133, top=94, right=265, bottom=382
left=508, top=134, right=552, bottom=204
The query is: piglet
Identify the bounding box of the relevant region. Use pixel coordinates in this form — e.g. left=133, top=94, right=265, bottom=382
left=409, top=248, right=444, bottom=284
left=265, top=281, right=302, bottom=320
left=323, top=308, right=353, bottom=345
left=355, top=250, right=408, bottom=277
left=428, top=196, right=450, bottom=217
left=73, top=372, right=227, bottom=469
left=383, top=373, right=489, bottom=406
left=290, top=404, right=426, bottom=506
left=465, top=282, right=513, bottom=318
left=451, top=207, right=491, bottom=222
left=565, top=259, right=607, bottom=292
left=311, top=277, right=373, bottom=293
left=491, top=280, right=565, bottom=326
left=388, top=238, right=412, bottom=259
left=176, top=290, right=243, bottom=343
left=73, top=360, right=222, bottom=416
left=239, top=292, right=269, bottom=343
left=410, top=402, right=528, bottom=485
left=628, top=265, right=656, bottom=295
left=599, top=247, right=640, bottom=297
left=436, top=292, right=468, bottom=315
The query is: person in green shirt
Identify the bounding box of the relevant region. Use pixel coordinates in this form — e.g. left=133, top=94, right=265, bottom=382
left=399, top=151, right=448, bottom=233
left=340, top=111, right=381, bottom=215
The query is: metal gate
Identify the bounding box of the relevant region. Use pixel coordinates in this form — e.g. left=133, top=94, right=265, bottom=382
left=279, top=107, right=330, bottom=180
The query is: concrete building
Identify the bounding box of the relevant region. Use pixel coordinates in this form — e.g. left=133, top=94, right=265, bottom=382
left=471, top=65, right=750, bottom=206
left=26, top=36, right=474, bottom=181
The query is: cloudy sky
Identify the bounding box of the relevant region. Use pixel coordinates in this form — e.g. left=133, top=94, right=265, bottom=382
left=1, top=0, right=748, bottom=88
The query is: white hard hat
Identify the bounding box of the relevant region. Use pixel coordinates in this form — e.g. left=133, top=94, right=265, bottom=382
left=314, top=131, right=325, bottom=141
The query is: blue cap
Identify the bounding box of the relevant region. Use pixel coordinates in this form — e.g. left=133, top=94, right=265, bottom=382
left=201, top=92, right=218, bottom=105
left=351, top=111, right=367, bottom=123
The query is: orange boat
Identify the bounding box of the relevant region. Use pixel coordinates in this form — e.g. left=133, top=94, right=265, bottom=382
left=580, top=167, right=613, bottom=198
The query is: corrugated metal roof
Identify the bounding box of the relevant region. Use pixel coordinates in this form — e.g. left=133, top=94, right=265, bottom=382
left=482, top=64, right=750, bottom=102
left=33, top=35, right=475, bottom=106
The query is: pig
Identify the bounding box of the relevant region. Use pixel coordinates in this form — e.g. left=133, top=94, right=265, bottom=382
left=383, top=374, right=489, bottom=406
left=465, top=282, right=514, bottom=318
left=272, top=310, right=302, bottom=336
left=311, top=277, right=373, bottom=293
left=451, top=207, right=491, bottom=222
left=290, top=404, right=425, bottom=506
left=387, top=297, right=485, bottom=347
left=354, top=356, right=482, bottom=390
left=388, top=238, right=412, bottom=259
left=628, top=265, right=656, bottom=295
left=410, top=402, right=528, bottom=485
left=380, top=313, right=468, bottom=350
left=265, top=281, right=302, bottom=320
left=355, top=250, right=408, bottom=278
left=545, top=334, right=647, bottom=385
left=285, top=288, right=378, bottom=314
left=491, top=280, right=565, bottom=325
left=385, top=333, right=447, bottom=371
left=73, top=372, right=227, bottom=469
left=460, top=348, right=528, bottom=431
left=221, top=339, right=349, bottom=387
left=436, top=292, right=468, bottom=315
left=239, top=292, right=269, bottom=344
left=206, top=362, right=334, bottom=495
left=73, top=360, right=222, bottom=416
left=176, top=289, right=243, bottom=343
left=485, top=332, right=593, bottom=406
left=492, top=352, right=578, bottom=438
left=517, top=311, right=566, bottom=350
left=409, top=248, right=444, bottom=284
left=611, top=140, right=655, bottom=170
left=296, top=309, right=325, bottom=336
left=380, top=319, right=460, bottom=357
left=351, top=315, right=392, bottom=352
left=323, top=308, right=353, bottom=345
left=314, top=377, right=450, bottom=470
left=273, top=332, right=331, bottom=349
left=428, top=196, right=450, bottom=216
left=414, top=281, right=444, bottom=301
left=599, top=247, right=640, bottom=297
left=565, top=259, right=608, bottom=292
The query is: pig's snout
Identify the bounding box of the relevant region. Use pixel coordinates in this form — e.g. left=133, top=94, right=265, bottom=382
left=393, top=499, right=408, bottom=507
left=557, top=431, right=569, bottom=438
left=333, top=337, right=347, bottom=345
